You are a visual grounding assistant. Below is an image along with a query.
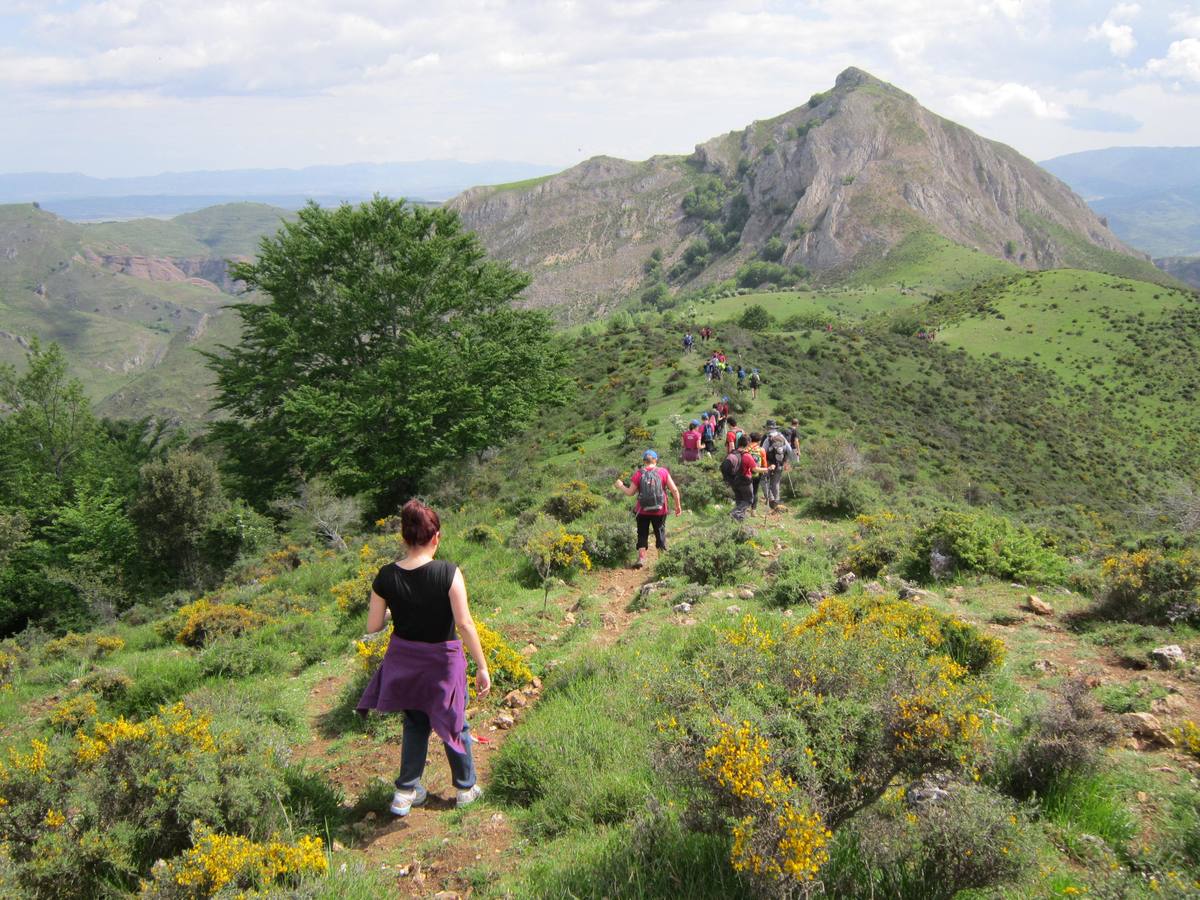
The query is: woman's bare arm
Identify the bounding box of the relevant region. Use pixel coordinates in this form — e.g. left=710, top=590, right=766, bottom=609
left=449, top=569, right=491, bottom=697
left=366, top=591, right=388, bottom=634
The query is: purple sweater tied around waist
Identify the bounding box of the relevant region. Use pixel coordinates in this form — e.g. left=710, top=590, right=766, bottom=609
left=356, top=634, right=468, bottom=753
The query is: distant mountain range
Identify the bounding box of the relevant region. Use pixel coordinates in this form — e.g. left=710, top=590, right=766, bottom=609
left=1041, top=147, right=1200, bottom=262
left=0, top=161, right=560, bottom=221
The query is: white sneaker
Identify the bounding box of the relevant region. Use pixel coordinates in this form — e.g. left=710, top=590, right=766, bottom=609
left=455, top=784, right=483, bottom=808
left=390, top=784, right=427, bottom=816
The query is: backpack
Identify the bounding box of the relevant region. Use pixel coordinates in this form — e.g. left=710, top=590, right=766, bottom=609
left=637, top=468, right=666, bottom=512
left=720, top=450, right=742, bottom=486
left=765, top=432, right=790, bottom=466
left=702, top=423, right=714, bottom=441
left=750, top=372, right=762, bottom=387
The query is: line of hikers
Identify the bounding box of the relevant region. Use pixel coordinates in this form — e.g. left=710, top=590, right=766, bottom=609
left=613, top=413, right=802, bottom=567
left=682, top=325, right=715, bottom=353
left=703, top=353, right=763, bottom=398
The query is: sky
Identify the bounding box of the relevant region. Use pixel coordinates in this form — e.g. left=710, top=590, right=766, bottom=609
left=0, top=0, right=1197, bottom=177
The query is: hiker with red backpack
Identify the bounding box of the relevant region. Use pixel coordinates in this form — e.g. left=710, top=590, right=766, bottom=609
left=722, top=434, right=772, bottom=521
left=614, top=449, right=682, bottom=568
left=681, top=420, right=702, bottom=462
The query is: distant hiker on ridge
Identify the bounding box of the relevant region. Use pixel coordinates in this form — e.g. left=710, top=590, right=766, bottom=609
left=356, top=500, right=489, bottom=817
left=614, top=449, right=682, bottom=569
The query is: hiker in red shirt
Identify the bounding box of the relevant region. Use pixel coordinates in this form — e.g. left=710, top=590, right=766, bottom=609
left=681, top=420, right=702, bottom=462
left=724, top=417, right=744, bottom=454
left=613, top=450, right=682, bottom=568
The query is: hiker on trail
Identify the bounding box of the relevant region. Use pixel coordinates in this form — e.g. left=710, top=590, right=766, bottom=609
left=787, top=418, right=802, bottom=453
left=700, top=413, right=716, bottom=454
left=724, top=416, right=745, bottom=454
left=681, top=419, right=702, bottom=462
left=683, top=332, right=694, bottom=353
left=761, top=419, right=798, bottom=512
left=749, top=368, right=763, bottom=400
left=357, top=499, right=489, bottom=817
left=737, top=366, right=747, bottom=391
left=714, top=397, right=730, bottom=436
left=722, top=434, right=773, bottom=521
left=614, top=450, right=682, bottom=569
left=748, top=432, right=768, bottom=514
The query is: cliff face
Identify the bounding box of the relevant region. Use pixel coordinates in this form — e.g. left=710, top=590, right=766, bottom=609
left=449, top=67, right=1145, bottom=317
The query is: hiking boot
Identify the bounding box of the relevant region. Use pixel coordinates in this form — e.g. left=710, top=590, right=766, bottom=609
left=456, top=784, right=483, bottom=808
left=390, top=784, right=427, bottom=817
left=631, top=558, right=644, bottom=569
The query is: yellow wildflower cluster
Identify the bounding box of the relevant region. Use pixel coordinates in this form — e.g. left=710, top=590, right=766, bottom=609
left=43, top=632, right=125, bottom=661
left=700, top=721, right=773, bottom=801
left=158, top=828, right=327, bottom=897
left=0, top=737, right=49, bottom=779
left=354, top=632, right=389, bottom=674
left=775, top=803, right=833, bottom=880
left=1101, top=548, right=1160, bottom=591
left=76, top=703, right=216, bottom=766
left=171, top=599, right=269, bottom=648
left=329, top=538, right=402, bottom=614
left=726, top=615, right=776, bottom=653
left=42, top=808, right=66, bottom=828
left=50, top=692, right=99, bottom=731
left=1171, top=720, right=1200, bottom=759
left=476, top=620, right=535, bottom=691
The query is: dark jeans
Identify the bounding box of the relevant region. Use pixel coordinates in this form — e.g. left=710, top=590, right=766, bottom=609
left=397, top=709, right=476, bottom=791
left=751, top=475, right=761, bottom=510
left=636, top=513, right=667, bottom=550
left=731, top=482, right=754, bottom=520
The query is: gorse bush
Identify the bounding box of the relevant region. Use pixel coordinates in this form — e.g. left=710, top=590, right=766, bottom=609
left=655, top=523, right=756, bottom=585
left=41, top=631, right=125, bottom=662
left=138, top=827, right=328, bottom=899
left=167, top=598, right=270, bottom=648
left=841, top=511, right=917, bottom=576
left=1100, top=548, right=1200, bottom=624
left=544, top=480, right=603, bottom=523
left=908, top=509, right=1068, bottom=584
left=667, top=463, right=728, bottom=512
left=0, top=700, right=324, bottom=897
left=659, top=597, right=1005, bottom=896
left=802, top=438, right=872, bottom=515
left=579, top=504, right=638, bottom=568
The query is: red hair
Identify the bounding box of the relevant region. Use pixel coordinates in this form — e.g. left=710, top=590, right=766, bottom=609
left=400, top=499, right=440, bottom=546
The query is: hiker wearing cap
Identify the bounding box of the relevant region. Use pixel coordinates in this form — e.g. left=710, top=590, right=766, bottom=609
left=749, top=368, right=763, bottom=399
left=761, top=419, right=797, bottom=512
left=722, top=434, right=772, bottom=521
left=681, top=420, right=702, bottom=462
left=614, top=450, right=682, bottom=569
left=356, top=499, right=489, bottom=817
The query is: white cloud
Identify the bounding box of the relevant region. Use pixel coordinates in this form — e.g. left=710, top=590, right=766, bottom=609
left=950, top=81, right=1068, bottom=120
left=1145, top=37, right=1200, bottom=81
left=1088, top=5, right=1139, bottom=58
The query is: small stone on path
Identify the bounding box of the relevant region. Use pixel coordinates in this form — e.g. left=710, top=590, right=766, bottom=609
left=672, top=602, right=693, bottom=613
left=1150, top=645, right=1186, bottom=669
left=502, top=690, right=527, bottom=709
left=494, top=713, right=515, bottom=729
left=1026, top=595, right=1054, bottom=616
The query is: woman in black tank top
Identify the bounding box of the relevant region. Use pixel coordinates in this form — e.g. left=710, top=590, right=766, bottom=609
left=357, top=500, right=491, bottom=817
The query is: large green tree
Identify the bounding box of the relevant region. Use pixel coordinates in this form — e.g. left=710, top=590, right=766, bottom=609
left=206, top=197, right=568, bottom=509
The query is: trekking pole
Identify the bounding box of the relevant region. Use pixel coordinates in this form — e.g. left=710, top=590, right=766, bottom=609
left=786, top=469, right=797, bottom=499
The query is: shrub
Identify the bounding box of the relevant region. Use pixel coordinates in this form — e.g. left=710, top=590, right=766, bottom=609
left=79, top=667, right=134, bottom=701
left=826, top=783, right=1032, bottom=900
left=1172, top=720, right=1200, bottom=759
left=579, top=504, right=638, bottom=568
left=544, top=480, right=603, bottom=523
left=738, top=304, right=774, bottom=331
left=1100, top=548, right=1200, bottom=624
left=463, top=523, right=502, bottom=545
left=168, top=598, right=270, bottom=648
left=660, top=597, right=1005, bottom=895
left=655, top=522, right=756, bottom=585
left=841, top=511, right=916, bottom=576
left=1004, top=678, right=1119, bottom=799
left=475, top=620, right=535, bottom=694
left=42, top=632, right=125, bottom=662
left=139, top=827, right=328, bottom=899
left=803, top=438, right=872, bottom=515
left=765, top=551, right=829, bottom=608
left=523, top=525, right=592, bottom=609
left=668, top=462, right=729, bottom=512
left=198, top=634, right=291, bottom=679
left=49, top=692, right=99, bottom=732
left=621, top=423, right=654, bottom=449
left=114, top=654, right=204, bottom=717
left=908, top=510, right=1069, bottom=584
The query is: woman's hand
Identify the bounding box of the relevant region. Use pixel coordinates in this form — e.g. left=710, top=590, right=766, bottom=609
left=475, top=668, right=492, bottom=698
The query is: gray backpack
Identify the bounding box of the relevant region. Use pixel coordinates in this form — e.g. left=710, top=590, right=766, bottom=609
left=638, top=468, right=666, bottom=512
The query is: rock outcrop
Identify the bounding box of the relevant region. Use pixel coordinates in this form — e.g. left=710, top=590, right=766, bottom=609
left=449, top=67, right=1147, bottom=318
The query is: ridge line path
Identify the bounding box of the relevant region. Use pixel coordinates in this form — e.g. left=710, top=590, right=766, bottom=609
left=292, top=540, right=676, bottom=898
